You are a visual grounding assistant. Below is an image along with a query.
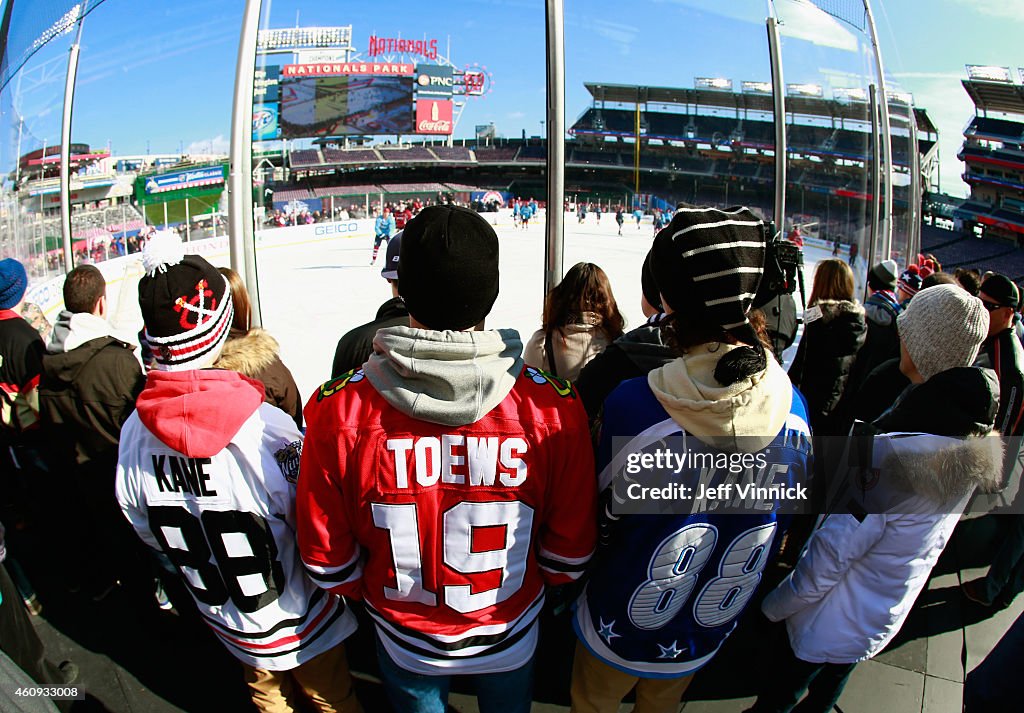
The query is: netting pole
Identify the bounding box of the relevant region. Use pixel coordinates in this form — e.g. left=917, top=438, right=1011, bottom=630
left=864, top=0, right=892, bottom=261
left=543, top=0, right=566, bottom=294
left=866, top=84, right=881, bottom=302
left=909, top=108, right=922, bottom=264
left=60, top=1, right=88, bottom=274
left=766, top=14, right=787, bottom=235
left=228, top=0, right=261, bottom=325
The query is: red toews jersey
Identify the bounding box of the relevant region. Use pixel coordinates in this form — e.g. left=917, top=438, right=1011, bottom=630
left=298, top=366, right=597, bottom=674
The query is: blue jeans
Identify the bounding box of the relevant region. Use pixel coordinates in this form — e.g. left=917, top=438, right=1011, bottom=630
left=375, top=637, right=534, bottom=713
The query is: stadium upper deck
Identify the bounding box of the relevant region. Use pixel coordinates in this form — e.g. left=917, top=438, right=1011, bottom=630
left=955, top=67, right=1024, bottom=242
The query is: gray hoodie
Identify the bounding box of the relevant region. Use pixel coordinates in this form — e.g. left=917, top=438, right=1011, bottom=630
left=364, top=326, right=525, bottom=427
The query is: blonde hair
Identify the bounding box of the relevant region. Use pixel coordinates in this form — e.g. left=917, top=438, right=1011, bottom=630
left=217, top=266, right=251, bottom=332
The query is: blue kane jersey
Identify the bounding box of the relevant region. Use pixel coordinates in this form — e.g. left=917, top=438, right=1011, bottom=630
left=574, top=375, right=812, bottom=677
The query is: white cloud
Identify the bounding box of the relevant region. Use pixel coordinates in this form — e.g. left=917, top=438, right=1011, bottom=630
left=894, top=75, right=975, bottom=197
left=774, top=0, right=859, bottom=52
left=185, top=135, right=229, bottom=155
left=508, top=111, right=525, bottom=119
left=951, top=0, right=1024, bottom=22
left=581, top=19, right=640, bottom=57
left=892, top=72, right=964, bottom=81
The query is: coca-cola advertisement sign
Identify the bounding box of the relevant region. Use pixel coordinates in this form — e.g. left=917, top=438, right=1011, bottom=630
left=416, top=100, right=453, bottom=134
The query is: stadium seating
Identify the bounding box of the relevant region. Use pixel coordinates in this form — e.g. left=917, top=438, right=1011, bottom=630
left=666, top=155, right=713, bottom=175
left=322, top=148, right=380, bottom=165
left=376, top=146, right=436, bottom=162
left=474, top=146, right=519, bottom=162
left=289, top=149, right=323, bottom=167
left=271, top=187, right=314, bottom=201
left=961, top=144, right=1024, bottom=170
left=379, top=182, right=449, bottom=194
left=431, top=146, right=473, bottom=161
left=965, top=116, right=1024, bottom=143
left=517, top=145, right=547, bottom=161
left=312, top=184, right=381, bottom=198
left=569, top=149, right=621, bottom=166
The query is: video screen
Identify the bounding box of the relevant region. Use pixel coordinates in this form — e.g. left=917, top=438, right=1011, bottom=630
left=279, top=75, right=414, bottom=137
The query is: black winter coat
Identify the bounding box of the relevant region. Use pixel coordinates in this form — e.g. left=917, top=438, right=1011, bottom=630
left=39, top=335, right=144, bottom=466
left=788, top=299, right=867, bottom=435
left=574, top=316, right=674, bottom=422
left=331, top=297, right=409, bottom=378
left=847, top=289, right=901, bottom=395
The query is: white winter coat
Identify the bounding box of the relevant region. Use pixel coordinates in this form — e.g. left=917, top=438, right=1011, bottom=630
left=761, top=430, right=1002, bottom=664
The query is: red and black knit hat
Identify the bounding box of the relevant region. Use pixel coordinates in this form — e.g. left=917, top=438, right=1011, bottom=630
left=138, top=231, right=233, bottom=371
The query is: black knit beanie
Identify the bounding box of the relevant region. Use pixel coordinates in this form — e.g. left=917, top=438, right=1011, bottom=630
left=641, top=248, right=663, bottom=313
left=399, top=205, right=499, bottom=330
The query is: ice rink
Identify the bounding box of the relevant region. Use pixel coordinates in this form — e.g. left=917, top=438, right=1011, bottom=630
left=91, top=208, right=853, bottom=402
left=245, top=209, right=846, bottom=401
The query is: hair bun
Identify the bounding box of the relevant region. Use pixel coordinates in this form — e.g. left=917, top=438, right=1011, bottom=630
left=713, top=343, right=767, bottom=386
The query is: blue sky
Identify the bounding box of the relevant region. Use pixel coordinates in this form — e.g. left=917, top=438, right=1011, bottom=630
left=2, top=0, right=1021, bottom=196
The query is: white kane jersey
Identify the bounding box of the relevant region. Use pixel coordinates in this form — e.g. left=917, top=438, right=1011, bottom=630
left=117, top=401, right=357, bottom=671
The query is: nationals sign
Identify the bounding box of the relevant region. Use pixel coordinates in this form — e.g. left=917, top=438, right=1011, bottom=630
left=416, top=100, right=453, bottom=135
left=368, top=35, right=439, bottom=60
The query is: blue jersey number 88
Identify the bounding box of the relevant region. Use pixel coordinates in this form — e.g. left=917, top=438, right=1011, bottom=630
left=627, top=522, right=776, bottom=631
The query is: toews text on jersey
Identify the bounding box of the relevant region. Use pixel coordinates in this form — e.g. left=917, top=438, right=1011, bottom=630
left=298, top=364, right=598, bottom=675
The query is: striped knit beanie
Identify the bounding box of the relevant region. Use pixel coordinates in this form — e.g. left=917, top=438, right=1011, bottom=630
left=138, top=231, right=233, bottom=371
left=652, top=206, right=768, bottom=383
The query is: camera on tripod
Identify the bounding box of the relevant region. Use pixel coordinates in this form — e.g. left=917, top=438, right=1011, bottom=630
left=761, top=221, right=806, bottom=308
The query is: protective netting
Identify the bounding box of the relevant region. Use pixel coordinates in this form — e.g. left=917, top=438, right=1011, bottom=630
left=807, top=0, right=867, bottom=33
left=0, top=0, right=111, bottom=92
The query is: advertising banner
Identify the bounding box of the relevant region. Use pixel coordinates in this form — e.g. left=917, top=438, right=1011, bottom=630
left=415, top=99, right=453, bottom=135
left=475, top=123, right=496, bottom=141
left=253, top=104, right=280, bottom=141
left=143, top=166, right=225, bottom=195
left=254, top=65, right=280, bottom=102
left=415, top=64, right=454, bottom=97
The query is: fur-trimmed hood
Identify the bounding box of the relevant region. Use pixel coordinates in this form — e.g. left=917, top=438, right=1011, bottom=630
left=879, top=432, right=1004, bottom=504
left=215, top=328, right=280, bottom=378
left=862, top=365, right=1003, bottom=508
left=809, top=298, right=865, bottom=323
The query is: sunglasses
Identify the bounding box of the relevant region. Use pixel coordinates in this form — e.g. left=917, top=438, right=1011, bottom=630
left=981, top=300, right=1011, bottom=311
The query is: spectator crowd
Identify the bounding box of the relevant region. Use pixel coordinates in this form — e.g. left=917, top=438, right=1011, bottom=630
left=1, top=203, right=1023, bottom=713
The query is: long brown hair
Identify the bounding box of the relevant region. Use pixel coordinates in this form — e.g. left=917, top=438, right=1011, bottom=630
left=218, top=266, right=251, bottom=332
left=542, top=262, right=625, bottom=340
left=807, top=259, right=855, bottom=306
